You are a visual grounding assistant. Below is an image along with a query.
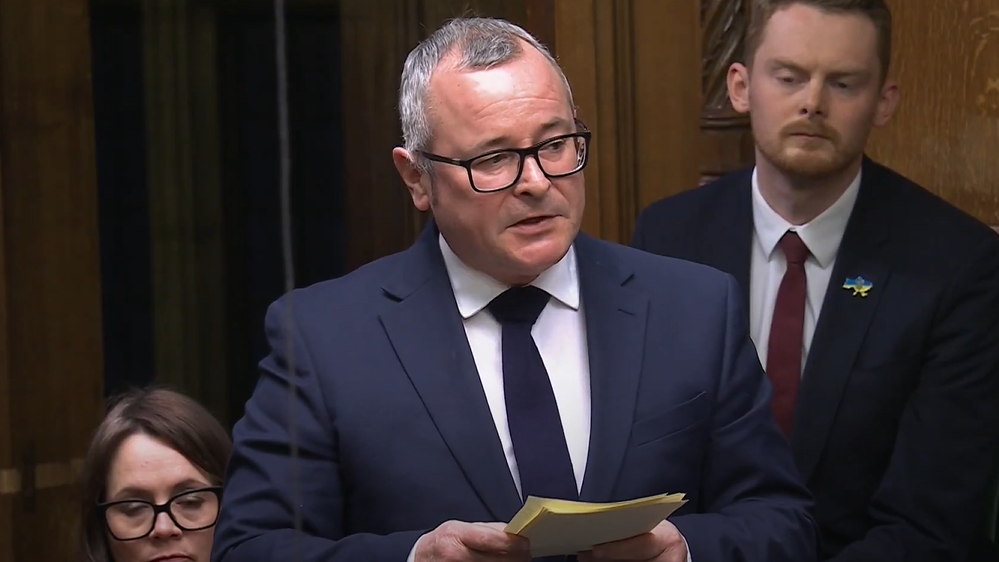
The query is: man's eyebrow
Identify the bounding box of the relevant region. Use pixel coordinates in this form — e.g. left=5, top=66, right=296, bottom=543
left=827, top=69, right=870, bottom=80
left=768, top=59, right=869, bottom=80
left=768, top=59, right=808, bottom=74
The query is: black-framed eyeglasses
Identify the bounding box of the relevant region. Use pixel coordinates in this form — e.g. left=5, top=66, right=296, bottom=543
left=419, top=119, right=592, bottom=193
left=98, top=486, right=222, bottom=541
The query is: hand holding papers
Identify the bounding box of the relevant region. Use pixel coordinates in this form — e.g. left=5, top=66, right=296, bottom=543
left=504, top=492, right=688, bottom=558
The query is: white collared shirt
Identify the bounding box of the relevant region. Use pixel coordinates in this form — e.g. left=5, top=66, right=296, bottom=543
left=439, top=234, right=591, bottom=496
left=749, top=168, right=861, bottom=373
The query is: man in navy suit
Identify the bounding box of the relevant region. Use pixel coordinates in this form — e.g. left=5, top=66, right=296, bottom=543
left=212, top=17, right=817, bottom=562
left=631, top=1, right=999, bottom=561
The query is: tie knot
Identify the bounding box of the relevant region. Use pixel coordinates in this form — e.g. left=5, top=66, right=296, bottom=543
left=779, top=231, right=810, bottom=266
left=487, top=286, right=551, bottom=326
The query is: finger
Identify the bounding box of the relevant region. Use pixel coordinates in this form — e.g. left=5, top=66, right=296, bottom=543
left=467, top=552, right=532, bottom=562
left=590, top=533, right=665, bottom=561
left=594, top=520, right=685, bottom=561
left=477, top=522, right=512, bottom=531
left=460, top=522, right=530, bottom=553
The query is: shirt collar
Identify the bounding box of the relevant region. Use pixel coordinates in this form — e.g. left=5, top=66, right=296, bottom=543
left=751, top=166, right=861, bottom=268
left=439, top=233, right=580, bottom=319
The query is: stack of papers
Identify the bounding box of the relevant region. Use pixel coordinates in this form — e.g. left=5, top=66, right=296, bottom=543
left=505, top=492, right=688, bottom=558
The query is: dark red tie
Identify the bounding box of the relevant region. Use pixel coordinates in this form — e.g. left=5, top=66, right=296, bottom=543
left=766, top=231, right=809, bottom=436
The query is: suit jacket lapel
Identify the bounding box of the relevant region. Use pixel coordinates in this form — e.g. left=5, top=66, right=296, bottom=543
left=575, top=235, right=650, bottom=502
left=791, top=159, right=891, bottom=481
left=378, top=223, right=523, bottom=522
left=701, top=173, right=754, bottom=306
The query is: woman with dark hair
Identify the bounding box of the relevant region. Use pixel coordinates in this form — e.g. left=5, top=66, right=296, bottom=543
left=79, top=386, right=232, bottom=562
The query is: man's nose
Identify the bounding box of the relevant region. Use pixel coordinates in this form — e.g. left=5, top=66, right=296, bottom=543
left=513, top=154, right=551, bottom=196
left=799, top=79, right=828, bottom=117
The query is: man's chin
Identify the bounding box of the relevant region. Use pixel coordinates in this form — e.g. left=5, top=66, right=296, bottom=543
left=507, top=237, right=571, bottom=273
left=770, top=149, right=849, bottom=178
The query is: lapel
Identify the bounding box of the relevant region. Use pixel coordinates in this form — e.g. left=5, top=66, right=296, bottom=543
left=698, top=172, right=754, bottom=306
left=574, top=235, right=650, bottom=502
left=790, top=158, right=892, bottom=480
left=378, top=222, right=523, bottom=522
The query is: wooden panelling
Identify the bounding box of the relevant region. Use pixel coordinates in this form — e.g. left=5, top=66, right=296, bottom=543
left=0, top=0, right=104, bottom=559
left=554, top=0, right=630, bottom=243
left=526, top=0, right=557, bottom=53
left=700, top=0, right=755, bottom=184
left=338, top=0, right=426, bottom=271
left=632, top=1, right=703, bottom=212
left=867, top=0, right=999, bottom=224
left=555, top=0, right=702, bottom=243
left=0, top=458, right=85, bottom=496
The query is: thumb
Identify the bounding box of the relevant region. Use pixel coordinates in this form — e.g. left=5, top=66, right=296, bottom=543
left=462, top=523, right=530, bottom=553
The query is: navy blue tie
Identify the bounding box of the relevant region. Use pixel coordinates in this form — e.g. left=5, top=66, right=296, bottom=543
left=488, top=286, right=579, bottom=506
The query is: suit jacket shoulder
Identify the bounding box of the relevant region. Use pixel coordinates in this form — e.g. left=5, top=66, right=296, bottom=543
left=270, top=230, right=450, bottom=340
left=867, top=160, right=999, bottom=257
left=633, top=169, right=752, bottom=245
left=579, top=234, right=741, bottom=302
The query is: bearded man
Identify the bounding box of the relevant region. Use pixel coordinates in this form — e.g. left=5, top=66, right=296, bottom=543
left=631, top=1, right=999, bottom=561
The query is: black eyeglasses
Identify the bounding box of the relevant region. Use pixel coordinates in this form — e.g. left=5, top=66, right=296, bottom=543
left=419, top=120, right=592, bottom=193
left=98, top=486, right=222, bottom=541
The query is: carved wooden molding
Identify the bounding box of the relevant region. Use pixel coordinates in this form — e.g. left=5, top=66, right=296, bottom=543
left=700, top=0, right=749, bottom=127
left=698, top=0, right=754, bottom=184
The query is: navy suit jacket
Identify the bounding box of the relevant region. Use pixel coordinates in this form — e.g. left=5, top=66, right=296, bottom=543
left=631, top=157, right=999, bottom=562
left=211, top=224, right=818, bottom=562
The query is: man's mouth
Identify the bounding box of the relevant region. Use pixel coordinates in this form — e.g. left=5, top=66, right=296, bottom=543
left=516, top=216, right=552, bottom=226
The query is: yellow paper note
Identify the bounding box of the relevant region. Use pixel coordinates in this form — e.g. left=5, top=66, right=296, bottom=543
left=505, top=493, right=688, bottom=558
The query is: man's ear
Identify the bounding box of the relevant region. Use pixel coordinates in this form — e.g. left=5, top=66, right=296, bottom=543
left=727, top=62, right=751, bottom=114
left=392, top=147, right=431, bottom=212
left=873, top=78, right=900, bottom=128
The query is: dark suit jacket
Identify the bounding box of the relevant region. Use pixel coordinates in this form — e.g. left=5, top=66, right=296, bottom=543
left=631, top=156, right=999, bottom=562
left=211, top=223, right=818, bottom=562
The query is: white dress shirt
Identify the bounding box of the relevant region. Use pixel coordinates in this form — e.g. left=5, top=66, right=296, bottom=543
left=749, top=167, right=861, bottom=372
left=438, top=233, right=592, bottom=495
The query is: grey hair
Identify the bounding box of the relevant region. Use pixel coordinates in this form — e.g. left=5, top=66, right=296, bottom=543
left=398, top=17, right=575, bottom=167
